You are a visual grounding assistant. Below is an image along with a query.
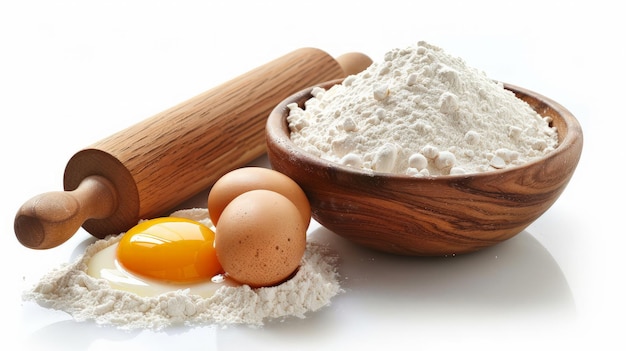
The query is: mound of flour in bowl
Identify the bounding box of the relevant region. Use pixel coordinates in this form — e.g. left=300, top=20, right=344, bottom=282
left=22, top=208, right=342, bottom=330
left=287, top=41, right=558, bottom=176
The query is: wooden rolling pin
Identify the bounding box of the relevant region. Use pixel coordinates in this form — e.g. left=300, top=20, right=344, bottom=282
left=15, top=48, right=373, bottom=250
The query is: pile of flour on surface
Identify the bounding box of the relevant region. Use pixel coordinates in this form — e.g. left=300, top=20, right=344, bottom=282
left=22, top=208, right=342, bottom=330
left=287, top=41, right=558, bottom=176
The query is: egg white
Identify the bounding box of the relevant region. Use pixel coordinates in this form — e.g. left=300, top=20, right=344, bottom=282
left=88, top=243, right=238, bottom=298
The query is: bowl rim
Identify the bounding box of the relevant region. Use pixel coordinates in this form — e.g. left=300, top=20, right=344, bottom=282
left=266, top=79, right=583, bottom=181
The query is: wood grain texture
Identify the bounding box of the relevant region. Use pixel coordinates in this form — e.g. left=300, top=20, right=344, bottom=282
left=266, top=80, right=584, bottom=256
left=16, top=48, right=371, bottom=248
left=64, top=48, right=350, bottom=238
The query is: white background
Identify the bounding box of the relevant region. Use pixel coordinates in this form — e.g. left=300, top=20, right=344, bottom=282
left=1, top=1, right=622, bottom=350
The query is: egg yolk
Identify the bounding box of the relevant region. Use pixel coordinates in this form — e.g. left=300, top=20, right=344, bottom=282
left=116, top=217, right=222, bottom=283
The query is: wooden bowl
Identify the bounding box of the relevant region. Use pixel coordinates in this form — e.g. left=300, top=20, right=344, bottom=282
left=265, top=79, right=583, bottom=256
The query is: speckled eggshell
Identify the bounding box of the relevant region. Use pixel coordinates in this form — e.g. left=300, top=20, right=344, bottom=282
left=208, top=167, right=311, bottom=229
left=214, top=189, right=307, bottom=288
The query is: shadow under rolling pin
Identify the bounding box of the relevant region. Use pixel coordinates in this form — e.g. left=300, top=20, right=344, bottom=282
left=15, top=48, right=372, bottom=250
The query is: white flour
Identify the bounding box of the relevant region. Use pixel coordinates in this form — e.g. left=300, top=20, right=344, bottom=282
left=288, top=41, right=558, bottom=176
left=22, top=208, right=342, bottom=330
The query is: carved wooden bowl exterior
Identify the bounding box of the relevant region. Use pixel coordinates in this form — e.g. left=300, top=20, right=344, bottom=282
left=266, top=79, right=583, bottom=256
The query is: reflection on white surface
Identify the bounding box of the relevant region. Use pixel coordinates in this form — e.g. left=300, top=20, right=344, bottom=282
left=21, top=222, right=575, bottom=350
left=316, top=226, right=575, bottom=321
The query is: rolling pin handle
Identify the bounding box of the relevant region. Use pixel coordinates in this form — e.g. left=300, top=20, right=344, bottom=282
left=14, top=175, right=118, bottom=249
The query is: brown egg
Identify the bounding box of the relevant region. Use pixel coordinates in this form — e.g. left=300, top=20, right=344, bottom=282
left=208, top=167, right=311, bottom=228
left=215, top=189, right=307, bottom=288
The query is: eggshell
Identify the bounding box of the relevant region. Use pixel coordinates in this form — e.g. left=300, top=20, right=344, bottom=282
left=215, top=189, right=307, bottom=288
left=208, top=167, right=311, bottom=228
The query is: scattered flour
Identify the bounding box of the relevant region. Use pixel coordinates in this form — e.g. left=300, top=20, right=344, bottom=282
left=22, top=208, right=342, bottom=330
left=287, top=41, right=559, bottom=176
